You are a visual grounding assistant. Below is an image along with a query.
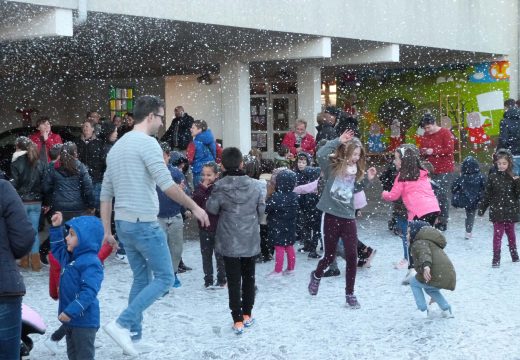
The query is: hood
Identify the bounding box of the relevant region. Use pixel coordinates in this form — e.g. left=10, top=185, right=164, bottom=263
left=170, top=151, right=188, bottom=166
left=504, top=107, right=520, bottom=121
left=304, top=167, right=321, bottom=182
left=275, top=169, right=297, bottom=193
left=66, top=216, right=103, bottom=259
left=461, top=156, right=480, bottom=174
left=297, top=152, right=313, bottom=166
left=408, top=220, right=431, bottom=243
left=414, top=226, right=447, bottom=249
left=12, top=150, right=27, bottom=162
left=217, top=176, right=255, bottom=205
left=195, top=129, right=215, bottom=145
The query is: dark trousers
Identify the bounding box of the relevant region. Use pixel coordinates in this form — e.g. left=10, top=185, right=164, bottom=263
left=199, top=229, right=226, bottom=284
left=65, top=326, right=97, bottom=360
left=51, top=323, right=66, bottom=341
left=223, top=256, right=255, bottom=323
left=0, top=296, right=22, bottom=360
left=493, top=222, right=518, bottom=261
left=465, top=208, right=477, bottom=233
left=431, top=173, right=453, bottom=225
left=315, top=213, right=358, bottom=295
left=260, top=224, right=273, bottom=259
left=301, top=210, right=322, bottom=251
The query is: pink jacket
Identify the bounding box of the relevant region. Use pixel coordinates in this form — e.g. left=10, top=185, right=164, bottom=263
left=382, top=170, right=440, bottom=220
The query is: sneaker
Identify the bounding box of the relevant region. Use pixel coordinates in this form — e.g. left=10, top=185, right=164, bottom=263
left=124, top=340, right=153, bottom=355
left=267, top=271, right=283, bottom=278
left=441, top=307, right=454, bottom=318
left=492, top=261, right=500, bottom=268
left=512, top=251, right=519, bottom=262
left=103, top=320, right=138, bottom=356
left=243, top=315, right=255, bottom=328
left=232, top=321, right=244, bottom=335
left=204, top=279, right=213, bottom=288
left=426, top=305, right=435, bottom=318
left=173, top=273, right=181, bottom=288
left=357, top=259, right=367, bottom=267
left=214, top=279, right=227, bottom=288
left=178, top=260, right=192, bottom=272
left=307, top=251, right=320, bottom=259
left=322, top=268, right=340, bottom=277
left=363, top=248, right=377, bottom=268
left=308, top=271, right=321, bottom=295
left=394, top=258, right=409, bottom=270
left=401, top=268, right=416, bottom=285
left=345, top=294, right=361, bottom=309
left=40, top=252, right=49, bottom=266
left=114, top=253, right=129, bottom=264
left=464, top=232, right=472, bottom=240
left=298, top=247, right=309, bottom=253
left=44, top=337, right=60, bottom=355
left=283, top=269, right=295, bottom=276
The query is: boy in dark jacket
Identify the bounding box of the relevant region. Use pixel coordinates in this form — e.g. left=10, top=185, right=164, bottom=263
left=206, top=147, right=265, bottom=335
left=451, top=156, right=486, bottom=239
left=266, top=169, right=299, bottom=276
left=408, top=220, right=456, bottom=318
left=49, top=212, right=104, bottom=360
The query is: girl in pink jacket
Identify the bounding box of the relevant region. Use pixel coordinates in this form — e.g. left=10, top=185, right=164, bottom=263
left=382, top=144, right=440, bottom=284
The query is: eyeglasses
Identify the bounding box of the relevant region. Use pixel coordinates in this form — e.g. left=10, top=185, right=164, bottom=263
left=153, top=113, right=165, bottom=121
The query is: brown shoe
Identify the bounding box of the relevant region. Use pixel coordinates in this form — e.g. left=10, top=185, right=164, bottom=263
left=20, top=255, right=30, bottom=269
left=31, top=253, right=42, bottom=272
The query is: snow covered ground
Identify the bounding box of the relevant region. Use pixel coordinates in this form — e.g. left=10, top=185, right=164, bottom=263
left=23, top=204, right=520, bottom=360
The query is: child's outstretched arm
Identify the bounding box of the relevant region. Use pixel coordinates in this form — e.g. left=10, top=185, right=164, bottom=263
left=49, top=212, right=70, bottom=266
left=59, top=262, right=104, bottom=323
left=382, top=175, right=404, bottom=202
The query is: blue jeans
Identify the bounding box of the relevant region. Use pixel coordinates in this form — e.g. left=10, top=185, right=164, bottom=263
left=396, top=216, right=408, bottom=260
left=0, top=296, right=22, bottom=360
left=115, top=220, right=175, bottom=339
left=513, top=156, right=520, bottom=176
left=24, top=203, right=41, bottom=254
left=409, top=276, right=450, bottom=312
left=92, top=182, right=102, bottom=211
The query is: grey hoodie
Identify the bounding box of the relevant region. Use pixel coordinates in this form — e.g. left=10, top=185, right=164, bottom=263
left=316, top=139, right=368, bottom=219
left=206, top=175, right=265, bottom=257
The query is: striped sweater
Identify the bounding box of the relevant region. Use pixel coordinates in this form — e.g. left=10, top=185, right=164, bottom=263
left=100, top=131, right=174, bottom=222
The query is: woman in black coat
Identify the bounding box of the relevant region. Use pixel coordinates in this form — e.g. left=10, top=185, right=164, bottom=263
left=43, top=142, right=95, bottom=222
left=0, top=179, right=35, bottom=358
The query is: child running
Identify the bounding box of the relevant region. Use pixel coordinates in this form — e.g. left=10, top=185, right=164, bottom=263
left=478, top=149, right=520, bottom=267
left=307, top=131, right=377, bottom=308
left=192, top=162, right=226, bottom=289
left=451, top=156, right=486, bottom=240
left=206, top=147, right=265, bottom=335
left=408, top=220, right=456, bottom=318
left=49, top=212, right=104, bottom=360
left=266, top=169, right=299, bottom=276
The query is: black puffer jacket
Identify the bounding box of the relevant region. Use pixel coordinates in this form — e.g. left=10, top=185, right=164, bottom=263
left=451, top=156, right=486, bottom=210
left=43, top=160, right=95, bottom=212
left=11, top=153, right=45, bottom=202
left=266, top=170, right=299, bottom=246
left=161, top=113, right=195, bottom=151
left=497, top=107, right=520, bottom=155
left=0, top=180, right=34, bottom=297
left=76, top=137, right=106, bottom=183
left=478, top=171, right=520, bottom=222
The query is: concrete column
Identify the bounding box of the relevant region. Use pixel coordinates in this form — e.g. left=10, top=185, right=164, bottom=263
left=297, top=65, right=322, bottom=136
left=220, top=60, right=251, bottom=153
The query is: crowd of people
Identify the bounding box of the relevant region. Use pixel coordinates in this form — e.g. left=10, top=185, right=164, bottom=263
left=1, top=95, right=520, bottom=359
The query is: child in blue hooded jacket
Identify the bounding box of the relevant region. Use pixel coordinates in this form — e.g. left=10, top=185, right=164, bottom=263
left=49, top=212, right=104, bottom=360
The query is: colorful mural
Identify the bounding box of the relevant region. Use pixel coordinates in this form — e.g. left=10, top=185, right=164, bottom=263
left=337, top=62, right=510, bottom=154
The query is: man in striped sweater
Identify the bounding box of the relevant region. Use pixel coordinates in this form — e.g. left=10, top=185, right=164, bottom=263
left=100, top=95, right=209, bottom=356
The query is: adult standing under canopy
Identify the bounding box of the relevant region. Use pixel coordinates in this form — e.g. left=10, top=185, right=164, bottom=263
left=29, top=116, right=63, bottom=163
left=419, top=113, right=455, bottom=231
left=281, top=119, right=316, bottom=157
left=101, top=95, right=209, bottom=356
left=161, top=106, right=194, bottom=152
left=497, top=99, right=520, bottom=176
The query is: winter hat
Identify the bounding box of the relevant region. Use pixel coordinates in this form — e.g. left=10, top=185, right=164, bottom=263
left=408, top=220, right=431, bottom=242
left=170, top=151, right=188, bottom=167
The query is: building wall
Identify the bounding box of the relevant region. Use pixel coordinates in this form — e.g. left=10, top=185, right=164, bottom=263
left=164, top=75, right=223, bottom=140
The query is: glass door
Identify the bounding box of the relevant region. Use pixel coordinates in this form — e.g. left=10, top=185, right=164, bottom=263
left=270, top=94, right=297, bottom=157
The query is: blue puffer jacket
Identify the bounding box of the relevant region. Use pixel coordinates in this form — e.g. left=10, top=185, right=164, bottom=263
left=497, top=107, right=520, bottom=155
left=50, top=216, right=104, bottom=328
left=266, top=170, right=299, bottom=247
left=192, top=130, right=216, bottom=174
left=43, top=160, right=95, bottom=212
left=451, top=156, right=486, bottom=210
left=0, top=180, right=34, bottom=297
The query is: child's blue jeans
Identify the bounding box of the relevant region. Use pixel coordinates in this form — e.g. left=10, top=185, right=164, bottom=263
left=409, top=276, right=450, bottom=312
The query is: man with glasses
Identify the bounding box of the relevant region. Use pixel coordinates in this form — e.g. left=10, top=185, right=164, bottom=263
left=101, top=95, right=209, bottom=356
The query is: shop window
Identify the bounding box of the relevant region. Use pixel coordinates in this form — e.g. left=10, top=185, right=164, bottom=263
left=321, top=82, right=337, bottom=107
left=109, top=86, right=134, bottom=119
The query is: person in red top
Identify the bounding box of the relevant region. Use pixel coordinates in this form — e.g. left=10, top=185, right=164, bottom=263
left=419, top=113, right=455, bottom=231
left=29, top=116, right=63, bottom=163
left=281, top=119, right=316, bottom=157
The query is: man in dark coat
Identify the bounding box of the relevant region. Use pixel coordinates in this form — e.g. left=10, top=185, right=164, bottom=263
left=497, top=99, right=520, bottom=176
left=161, top=106, right=194, bottom=151
left=315, top=112, right=337, bottom=145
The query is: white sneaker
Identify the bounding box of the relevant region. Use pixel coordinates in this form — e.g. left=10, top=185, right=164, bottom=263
left=426, top=305, right=435, bottom=318
left=394, top=258, right=409, bottom=269
left=401, top=268, right=416, bottom=285
left=44, top=337, right=60, bottom=354
left=124, top=340, right=153, bottom=355
left=283, top=269, right=295, bottom=276
left=266, top=271, right=283, bottom=278
left=441, top=308, right=454, bottom=318
left=115, top=253, right=129, bottom=264
left=465, top=232, right=472, bottom=240
left=103, top=320, right=138, bottom=356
